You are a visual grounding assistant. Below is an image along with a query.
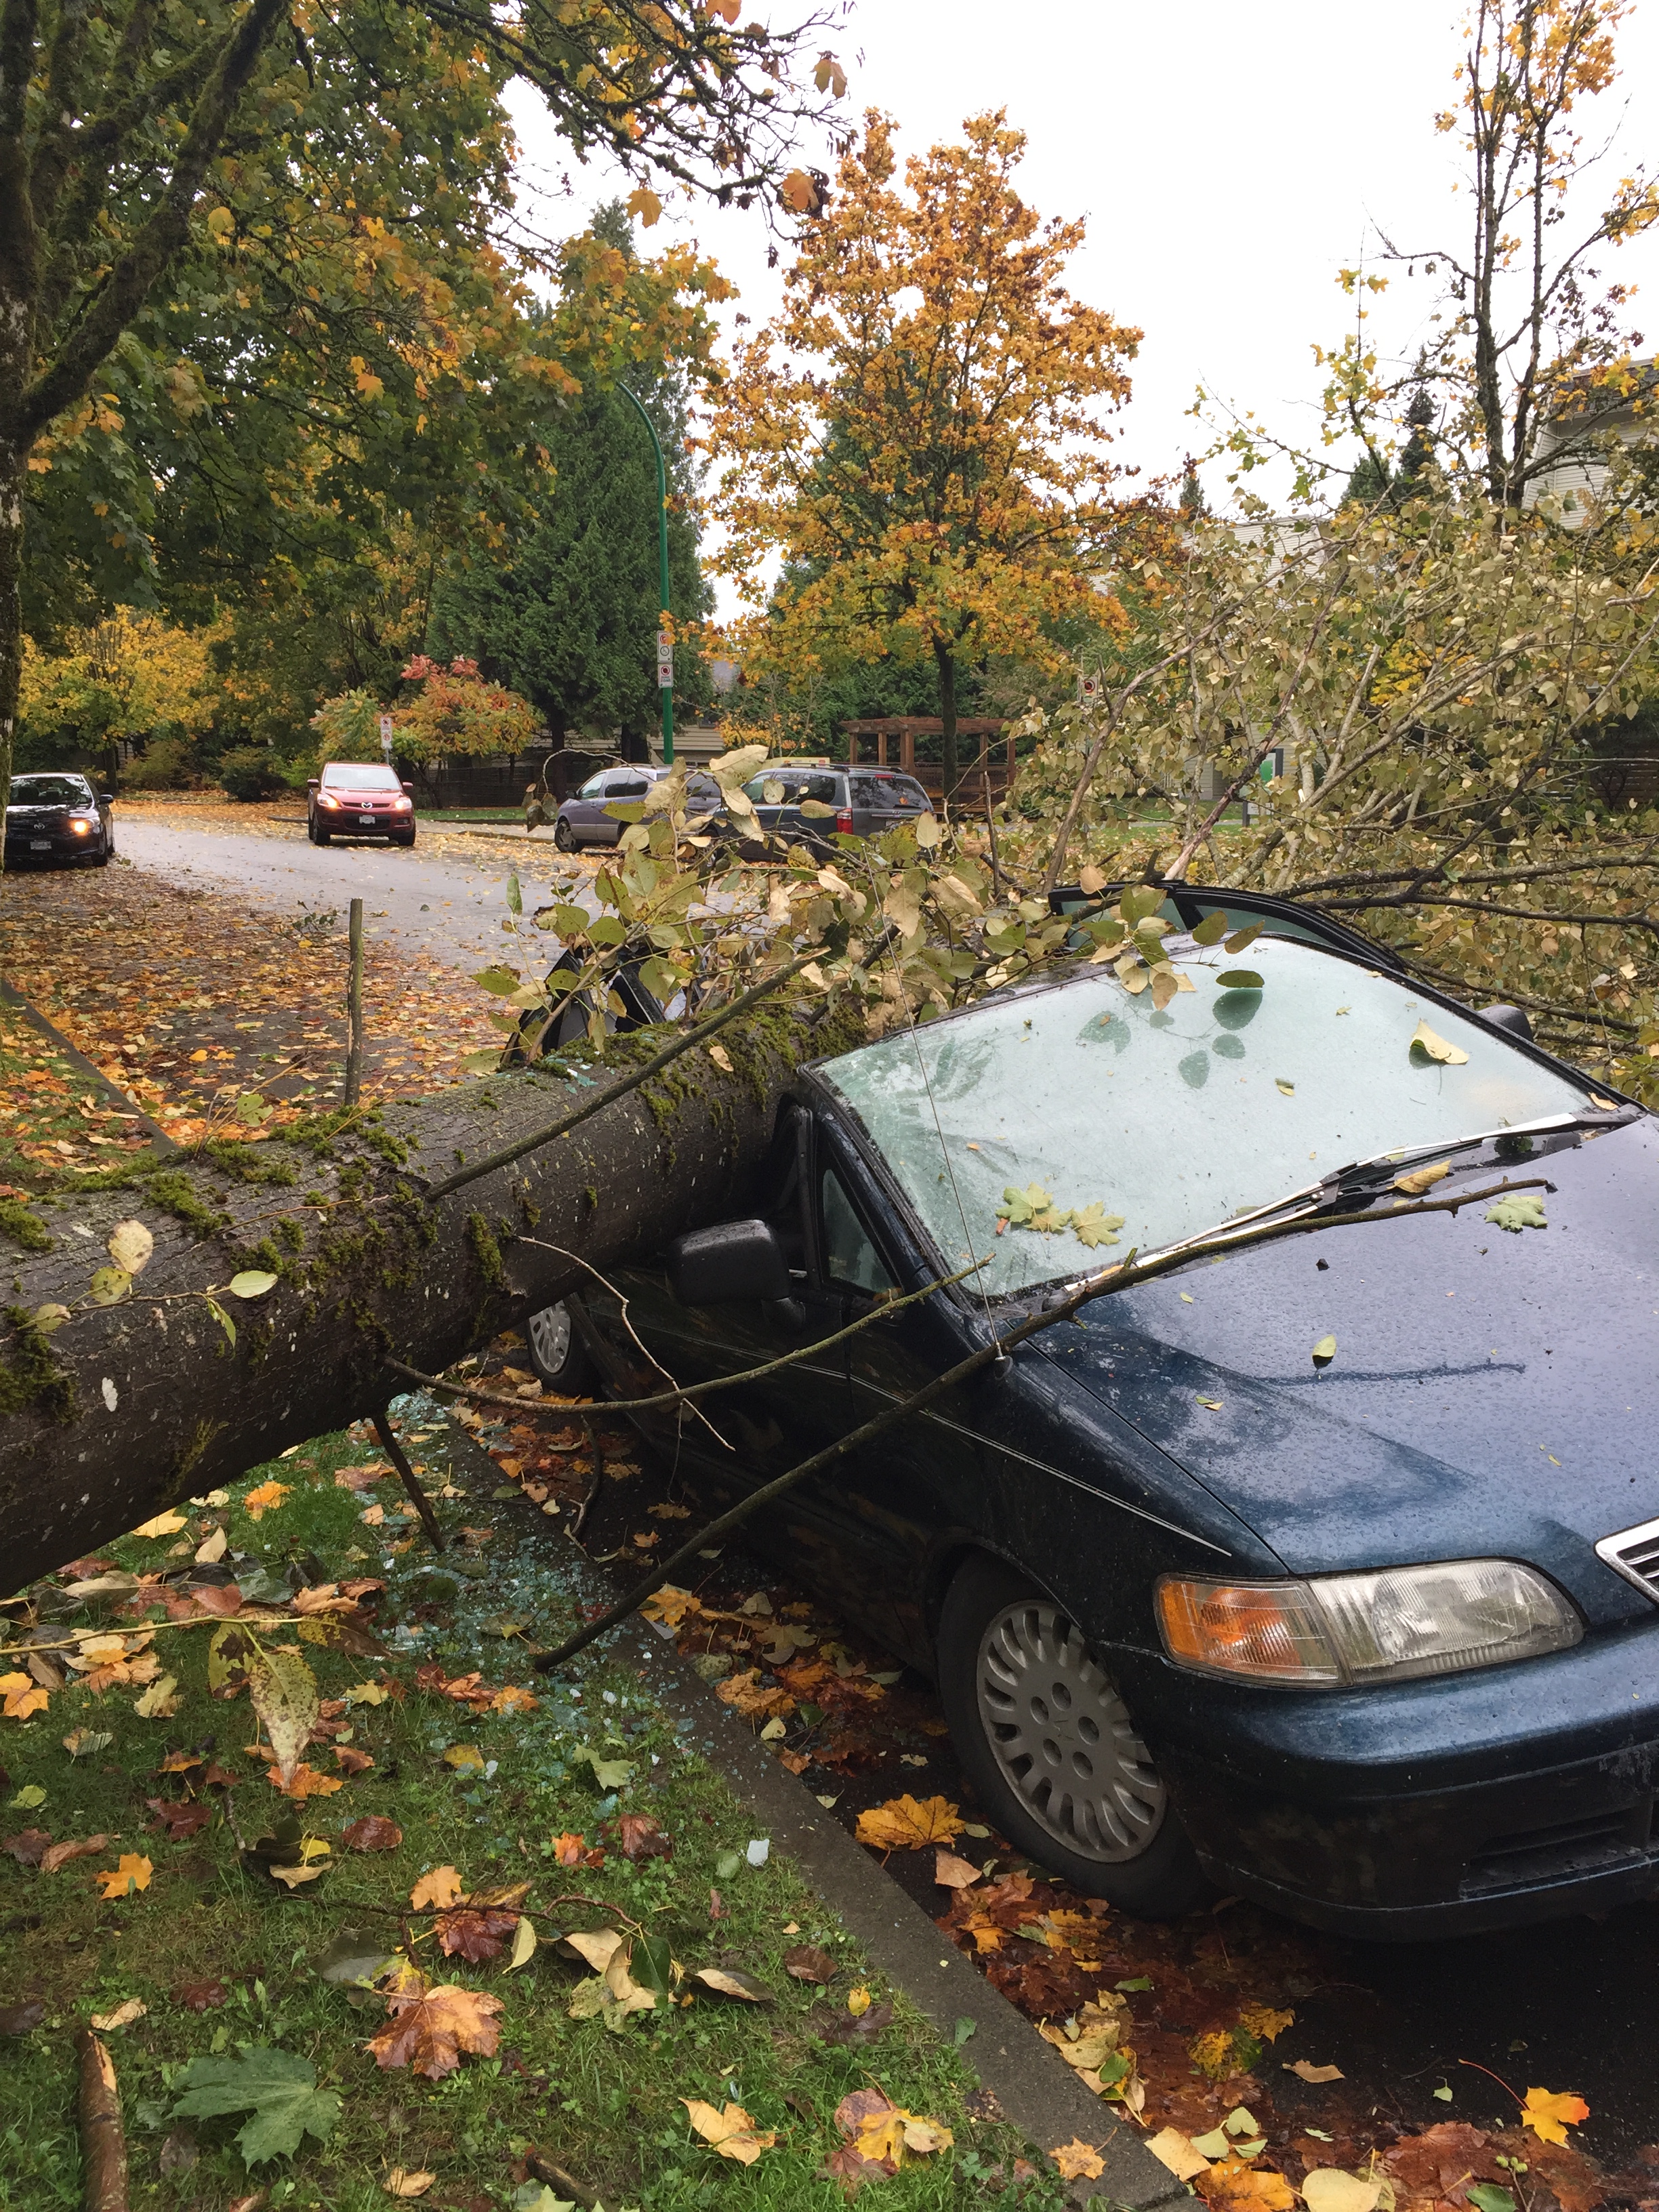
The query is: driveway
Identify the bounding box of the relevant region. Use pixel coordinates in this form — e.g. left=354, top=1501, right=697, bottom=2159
left=115, top=814, right=586, bottom=972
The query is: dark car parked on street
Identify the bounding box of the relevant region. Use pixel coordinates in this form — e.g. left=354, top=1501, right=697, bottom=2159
left=528, top=888, right=1659, bottom=1939
left=739, top=762, right=934, bottom=853
left=4, top=773, right=115, bottom=867
left=553, top=764, right=722, bottom=850
left=307, top=762, right=417, bottom=844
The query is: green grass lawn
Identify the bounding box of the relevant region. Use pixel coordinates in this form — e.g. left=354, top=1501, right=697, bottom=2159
left=0, top=1408, right=1059, bottom=2211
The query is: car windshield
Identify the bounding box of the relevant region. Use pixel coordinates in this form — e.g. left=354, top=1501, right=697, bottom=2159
left=817, top=937, right=1590, bottom=1297
left=324, top=764, right=401, bottom=790
left=10, top=776, right=90, bottom=804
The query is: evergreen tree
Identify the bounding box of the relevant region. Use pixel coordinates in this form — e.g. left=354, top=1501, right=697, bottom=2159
left=1343, top=450, right=1393, bottom=506
left=1397, top=387, right=1435, bottom=487
left=429, top=206, right=711, bottom=740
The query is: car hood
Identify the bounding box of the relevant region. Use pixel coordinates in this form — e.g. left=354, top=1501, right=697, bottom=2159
left=1033, top=1117, right=1659, bottom=1621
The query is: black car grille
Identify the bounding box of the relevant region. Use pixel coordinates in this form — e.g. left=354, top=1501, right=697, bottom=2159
left=1462, top=1799, right=1656, bottom=1896
left=1596, top=1515, right=1659, bottom=1603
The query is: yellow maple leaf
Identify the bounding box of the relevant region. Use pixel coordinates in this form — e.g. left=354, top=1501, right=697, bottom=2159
left=411, top=1865, right=464, bottom=1912
left=242, top=1480, right=291, bottom=1521
left=97, top=1853, right=153, bottom=1899
left=626, top=184, right=663, bottom=228
left=779, top=168, right=819, bottom=215
left=1200, top=2154, right=1297, bottom=2210
left=489, top=1685, right=537, bottom=1715
left=854, top=1794, right=967, bottom=1851
left=1521, top=2087, right=1590, bottom=2146
left=0, top=1671, right=49, bottom=1721
left=1238, top=2003, right=1294, bottom=2043
left=1052, top=2140, right=1107, bottom=2181
left=131, top=1510, right=188, bottom=1538
left=680, top=2098, right=777, bottom=2166
left=266, top=1762, right=343, bottom=1799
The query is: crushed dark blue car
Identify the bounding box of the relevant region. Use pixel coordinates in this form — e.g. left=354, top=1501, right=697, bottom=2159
left=541, top=888, right=1659, bottom=1939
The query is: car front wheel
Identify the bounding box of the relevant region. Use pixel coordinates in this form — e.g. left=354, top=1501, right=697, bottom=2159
left=938, top=1554, right=1206, bottom=1915
left=525, top=1298, right=592, bottom=1393
left=554, top=817, right=576, bottom=852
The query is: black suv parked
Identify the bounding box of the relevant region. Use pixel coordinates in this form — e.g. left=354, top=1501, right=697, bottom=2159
left=741, top=763, right=934, bottom=851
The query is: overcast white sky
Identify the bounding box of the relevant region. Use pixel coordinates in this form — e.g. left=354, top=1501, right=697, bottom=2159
left=505, top=0, right=1659, bottom=519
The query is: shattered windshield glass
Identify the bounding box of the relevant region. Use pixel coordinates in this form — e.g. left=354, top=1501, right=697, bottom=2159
left=816, top=937, right=1587, bottom=1296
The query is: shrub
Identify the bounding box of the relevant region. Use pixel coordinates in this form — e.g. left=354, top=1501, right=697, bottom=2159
left=124, top=735, right=195, bottom=790
left=218, top=745, right=279, bottom=802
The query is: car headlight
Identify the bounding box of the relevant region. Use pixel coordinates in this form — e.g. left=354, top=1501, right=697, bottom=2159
left=1155, top=1560, right=1582, bottom=1688
left=70, top=817, right=91, bottom=835
left=318, top=793, right=341, bottom=808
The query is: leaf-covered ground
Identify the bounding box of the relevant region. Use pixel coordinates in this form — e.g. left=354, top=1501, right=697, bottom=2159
left=0, top=1400, right=1056, bottom=2211
left=451, top=1337, right=1659, bottom=2212
left=0, top=853, right=496, bottom=1166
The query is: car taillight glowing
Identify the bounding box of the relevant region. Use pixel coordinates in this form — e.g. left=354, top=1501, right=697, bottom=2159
left=836, top=808, right=853, bottom=834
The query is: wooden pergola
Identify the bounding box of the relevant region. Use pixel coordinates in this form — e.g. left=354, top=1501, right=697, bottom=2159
left=842, top=717, right=1015, bottom=773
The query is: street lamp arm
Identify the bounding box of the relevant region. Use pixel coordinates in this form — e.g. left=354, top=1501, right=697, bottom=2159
left=619, top=382, right=675, bottom=765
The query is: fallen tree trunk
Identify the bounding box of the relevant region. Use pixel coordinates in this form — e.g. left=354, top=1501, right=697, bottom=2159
left=0, top=1000, right=857, bottom=1593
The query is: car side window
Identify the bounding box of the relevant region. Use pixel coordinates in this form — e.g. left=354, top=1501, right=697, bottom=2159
left=851, top=775, right=880, bottom=808
left=886, top=778, right=928, bottom=810
left=610, top=775, right=650, bottom=798
left=578, top=774, right=607, bottom=799
left=820, top=1168, right=894, bottom=1295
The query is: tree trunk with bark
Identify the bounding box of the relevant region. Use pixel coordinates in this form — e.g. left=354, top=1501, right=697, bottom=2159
left=0, top=1001, right=857, bottom=1593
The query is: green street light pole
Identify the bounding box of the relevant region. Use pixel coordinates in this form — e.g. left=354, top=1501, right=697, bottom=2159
left=618, top=383, right=674, bottom=764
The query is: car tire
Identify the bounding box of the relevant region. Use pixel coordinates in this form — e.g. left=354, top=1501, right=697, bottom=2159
left=313, top=819, right=331, bottom=844
left=393, top=832, right=415, bottom=848
left=525, top=1299, right=592, bottom=1393
left=937, top=1553, right=1207, bottom=1916
left=554, top=818, right=576, bottom=852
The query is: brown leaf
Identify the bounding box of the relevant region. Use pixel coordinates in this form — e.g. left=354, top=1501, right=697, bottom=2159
left=333, top=1746, right=375, bottom=1774
left=434, top=1907, right=519, bottom=1963
left=342, top=1816, right=403, bottom=1852
left=146, top=1798, right=213, bottom=1841
left=3, top=1829, right=51, bottom=1867
left=933, top=1847, right=981, bottom=1889
left=368, top=1982, right=504, bottom=2079
left=783, top=1944, right=836, bottom=1986
left=615, top=1813, right=672, bottom=1862
left=40, top=1832, right=110, bottom=1875
left=1052, top=2140, right=1107, bottom=2181
left=1284, top=2060, right=1345, bottom=2083
left=174, top=1978, right=228, bottom=2011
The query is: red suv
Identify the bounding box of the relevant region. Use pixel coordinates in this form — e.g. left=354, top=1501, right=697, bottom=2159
left=307, top=762, right=417, bottom=846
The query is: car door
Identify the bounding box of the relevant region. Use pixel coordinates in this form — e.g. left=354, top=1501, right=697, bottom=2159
left=577, top=1108, right=854, bottom=1530
left=597, top=770, right=652, bottom=845
left=811, top=1113, right=993, bottom=1669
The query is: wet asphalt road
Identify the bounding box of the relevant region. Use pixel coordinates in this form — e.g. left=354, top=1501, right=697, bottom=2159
left=115, top=815, right=583, bottom=970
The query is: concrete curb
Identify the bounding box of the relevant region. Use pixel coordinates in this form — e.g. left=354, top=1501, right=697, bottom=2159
left=619, top=1619, right=1191, bottom=2212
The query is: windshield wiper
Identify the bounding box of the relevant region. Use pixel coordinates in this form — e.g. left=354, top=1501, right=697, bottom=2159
left=1190, top=1105, right=1639, bottom=1253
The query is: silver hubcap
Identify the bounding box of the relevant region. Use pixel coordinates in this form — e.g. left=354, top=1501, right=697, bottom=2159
left=528, top=1300, right=571, bottom=1376
left=977, top=1598, right=1166, bottom=1863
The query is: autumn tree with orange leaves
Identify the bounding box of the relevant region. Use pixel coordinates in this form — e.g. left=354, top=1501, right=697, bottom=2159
left=705, top=111, right=1143, bottom=800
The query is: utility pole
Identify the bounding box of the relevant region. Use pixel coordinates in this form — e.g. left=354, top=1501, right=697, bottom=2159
left=618, top=384, right=674, bottom=764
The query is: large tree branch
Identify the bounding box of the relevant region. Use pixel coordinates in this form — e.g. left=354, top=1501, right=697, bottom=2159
left=19, top=0, right=292, bottom=443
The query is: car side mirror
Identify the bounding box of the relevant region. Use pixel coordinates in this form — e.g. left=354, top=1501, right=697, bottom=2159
left=98, top=792, right=114, bottom=805
left=401, top=781, right=415, bottom=796
left=1479, top=1004, right=1534, bottom=1042
left=307, top=779, right=320, bottom=791
left=668, top=1219, right=792, bottom=1306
